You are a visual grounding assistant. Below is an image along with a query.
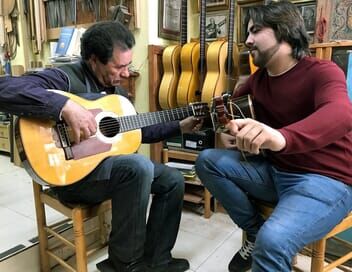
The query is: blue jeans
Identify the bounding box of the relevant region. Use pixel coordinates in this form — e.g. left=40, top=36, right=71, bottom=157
left=195, top=149, right=352, bottom=272
left=54, top=154, right=185, bottom=266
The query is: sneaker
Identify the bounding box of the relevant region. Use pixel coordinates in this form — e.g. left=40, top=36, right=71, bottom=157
left=147, top=257, right=190, bottom=272
left=228, top=239, right=255, bottom=272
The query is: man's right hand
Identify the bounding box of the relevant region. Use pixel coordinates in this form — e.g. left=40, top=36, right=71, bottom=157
left=61, top=99, right=97, bottom=144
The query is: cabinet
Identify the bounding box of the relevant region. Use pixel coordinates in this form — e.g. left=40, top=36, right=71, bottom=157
left=0, top=122, right=10, bottom=153
left=162, top=148, right=213, bottom=218
left=44, top=0, right=138, bottom=40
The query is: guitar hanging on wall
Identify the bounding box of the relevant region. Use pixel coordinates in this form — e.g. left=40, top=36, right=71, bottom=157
left=158, top=0, right=187, bottom=109
left=201, top=0, right=238, bottom=104
left=176, top=0, right=207, bottom=107
left=224, top=0, right=239, bottom=95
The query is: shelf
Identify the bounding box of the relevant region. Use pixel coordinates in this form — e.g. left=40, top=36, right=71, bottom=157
left=185, top=177, right=202, bottom=186
left=163, top=148, right=213, bottom=218
left=184, top=193, right=203, bottom=204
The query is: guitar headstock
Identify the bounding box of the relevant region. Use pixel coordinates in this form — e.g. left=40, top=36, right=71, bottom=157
left=210, top=95, right=231, bottom=132
left=189, top=102, right=209, bottom=117
left=210, top=94, right=254, bottom=132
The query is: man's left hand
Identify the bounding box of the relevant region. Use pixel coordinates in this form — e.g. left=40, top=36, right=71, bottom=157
left=180, top=116, right=203, bottom=134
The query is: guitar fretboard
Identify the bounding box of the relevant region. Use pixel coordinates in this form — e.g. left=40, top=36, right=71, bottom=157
left=118, top=106, right=194, bottom=133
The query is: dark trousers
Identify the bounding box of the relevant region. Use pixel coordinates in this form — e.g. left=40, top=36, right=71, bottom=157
left=54, top=154, right=185, bottom=266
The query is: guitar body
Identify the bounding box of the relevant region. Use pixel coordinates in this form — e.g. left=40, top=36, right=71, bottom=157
left=176, top=42, right=201, bottom=107
left=158, top=45, right=181, bottom=109
left=201, top=40, right=228, bottom=104
left=16, top=92, right=141, bottom=187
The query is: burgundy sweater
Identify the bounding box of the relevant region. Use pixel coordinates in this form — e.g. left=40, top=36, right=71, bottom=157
left=235, top=57, right=352, bottom=185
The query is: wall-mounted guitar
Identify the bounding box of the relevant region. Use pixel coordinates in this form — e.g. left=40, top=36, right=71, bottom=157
left=201, top=0, right=239, bottom=105
left=158, top=0, right=187, bottom=109
left=15, top=90, right=208, bottom=186
left=176, top=0, right=207, bottom=107
left=210, top=94, right=262, bottom=160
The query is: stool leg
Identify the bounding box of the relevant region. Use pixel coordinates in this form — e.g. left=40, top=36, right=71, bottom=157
left=311, top=239, right=326, bottom=272
left=32, top=182, right=50, bottom=272
left=72, top=208, right=87, bottom=272
left=98, top=210, right=108, bottom=246
left=204, top=188, right=211, bottom=218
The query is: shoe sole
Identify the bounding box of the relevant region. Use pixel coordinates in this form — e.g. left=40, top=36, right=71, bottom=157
left=96, top=258, right=116, bottom=272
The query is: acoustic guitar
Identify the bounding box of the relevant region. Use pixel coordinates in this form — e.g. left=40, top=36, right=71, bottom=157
left=210, top=94, right=259, bottom=160
left=15, top=90, right=208, bottom=186
left=158, top=0, right=187, bottom=109
left=176, top=0, right=207, bottom=107
left=201, top=0, right=239, bottom=104
left=210, top=94, right=255, bottom=131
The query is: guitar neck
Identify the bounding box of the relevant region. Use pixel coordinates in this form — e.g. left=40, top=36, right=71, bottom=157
left=199, top=0, right=206, bottom=90
left=226, top=0, right=235, bottom=93
left=118, top=106, right=193, bottom=133
left=180, top=0, right=187, bottom=45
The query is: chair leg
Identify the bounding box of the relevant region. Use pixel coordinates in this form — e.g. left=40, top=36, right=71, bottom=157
left=32, top=182, right=51, bottom=272
left=72, top=207, right=87, bottom=272
left=98, top=210, right=108, bottom=246
left=311, top=239, right=326, bottom=272
left=204, top=188, right=211, bottom=218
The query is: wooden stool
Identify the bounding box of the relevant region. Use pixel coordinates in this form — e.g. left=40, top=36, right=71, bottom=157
left=249, top=200, right=352, bottom=271
left=310, top=212, right=352, bottom=272
left=32, top=181, right=111, bottom=272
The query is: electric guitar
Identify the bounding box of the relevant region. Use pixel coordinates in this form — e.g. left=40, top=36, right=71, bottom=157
left=158, top=0, right=187, bottom=109
left=15, top=91, right=208, bottom=187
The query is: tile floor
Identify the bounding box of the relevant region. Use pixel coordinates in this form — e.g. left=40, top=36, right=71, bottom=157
left=0, top=154, right=344, bottom=271
left=0, top=154, right=66, bottom=256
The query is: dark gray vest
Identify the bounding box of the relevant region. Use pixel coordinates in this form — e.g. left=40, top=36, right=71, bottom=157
left=59, top=61, right=128, bottom=98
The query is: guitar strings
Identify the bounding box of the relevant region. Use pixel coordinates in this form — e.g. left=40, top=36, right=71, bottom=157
left=228, top=101, right=247, bottom=119
left=61, top=104, right=206, bottom=141
left=227, top=100, right=249, bottom=162
left=60, top=102, right=207, bottom=141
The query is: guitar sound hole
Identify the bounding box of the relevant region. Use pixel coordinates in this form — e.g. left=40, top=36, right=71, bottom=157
left=99, top=117, right=120, bottom=137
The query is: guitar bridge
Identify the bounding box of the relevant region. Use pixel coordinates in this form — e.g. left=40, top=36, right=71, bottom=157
left=56, top=123, right=74, bottom=160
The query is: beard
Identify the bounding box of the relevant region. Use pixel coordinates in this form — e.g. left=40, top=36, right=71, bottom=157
left=250, top=43, right=280, bottom=69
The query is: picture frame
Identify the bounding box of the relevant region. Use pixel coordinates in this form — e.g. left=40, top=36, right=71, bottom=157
left=197, top=0, right=229, bottom=12
left=236, top=0, right=264, bottom=44
left=327, top=0, right=352, bottom=41
left=158, top=0, right=181, bottom=41
left=205, top=11, right=228, bottom=41
left=292, top=0, right=317, bottom=34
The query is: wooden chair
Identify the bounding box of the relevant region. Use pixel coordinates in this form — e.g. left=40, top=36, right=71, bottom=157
left=251, top=200, right=352, bottom=272
left=32, top=181, right=111, bottom=272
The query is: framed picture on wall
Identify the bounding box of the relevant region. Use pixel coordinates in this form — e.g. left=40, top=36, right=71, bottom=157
left=292, top=0, right=317, bottom=34
left=158, top=0, right=181, bottom=41
left=236, top=0, right=264, bottom=44
left=327, top=0, right=352, bottom=41
left=205, top=12, right=228, bottom=41
left=197, top=0, right=229, bottom=12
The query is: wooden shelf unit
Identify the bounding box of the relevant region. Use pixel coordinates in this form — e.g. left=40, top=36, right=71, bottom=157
left=0, top=122, right=10, bottom=153
left=162, top=148, right=213, bottom=218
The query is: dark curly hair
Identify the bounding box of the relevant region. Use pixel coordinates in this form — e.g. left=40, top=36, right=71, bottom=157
left=245, top=0, right=310, bottom=60
left=80, top=21, right=135, bottom=64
